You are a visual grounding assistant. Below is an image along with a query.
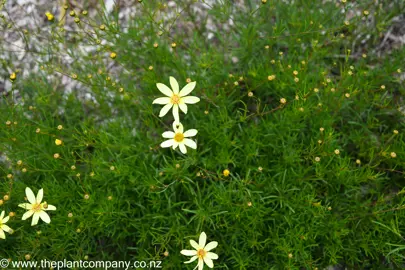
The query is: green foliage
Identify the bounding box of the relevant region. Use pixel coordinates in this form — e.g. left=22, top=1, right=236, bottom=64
left=1, top=0, right=405, bottom=269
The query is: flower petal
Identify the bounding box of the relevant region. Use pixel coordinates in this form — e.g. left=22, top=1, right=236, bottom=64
left=179, top=103, right=188, bottom=114
left=46, top=204, right=57, bottom=211
left=156, top=83, right=173, bottom=97
left=179, top=143, right=187, bottom=154
left=36, top=188, right=43, bottom=203
left=22, top=210, right=34, bottom=220
left=159, top=103, right=173, bottom=117
left=199, top=232, right=207, bottom=247
left=203, top=257, right=214, bottom=268
left=172, top=104, right=179, bottom=123
left=179, top=81, right=196, bottom=97
left=190, top=240, right=200, bottom=250
left=173, top=122, right=184, bottom=134
left=172, top=141, right=179, bottom=150
left=153, top=97, right=171, bottom=105
left=184, top=129, right=198, bottom=137
left=19, top=203, right=32, bottom=210
left=25, top=187, right=36, bottom=204
left=31, top=212, right=40, bottom=226
left=2, top=216, right=9, bottom=224
left=0, top=211, right=4, bottom=220
left=39, top=211, right=51, bottom=223
left=170, top=76, right=179, bottom=94
left=180, top=250, right=197, bottom=256
left=0, top=229, right=5, bottom=239
left=184, top=256, right=198, bottom=264
left=183, top=139, right=197, bottom=149
left=161, top=139, right=174, bottom=148
left=198, top=259, right=204, bottom=270
left=206, top=252, right=218, bottom=260
left=204, top=241, right=218, bottom=252
left=162, top=131, right=175, bottom=139
left=1, top=224, right=11, bottom=233
left=182, top=96, right=200, bottom=104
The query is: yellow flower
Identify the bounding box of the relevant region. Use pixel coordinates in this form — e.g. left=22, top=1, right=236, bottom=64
left=223, top=169, right=230, bottom=177
left=152, top=77, right=200, bottom=123
left=160, top=122, right=197, bottom=154
left=180, top=232, right=219, bottom=270
left=0, top=211, right=12, bottom=239
left=18, top=187, right=56, bottom=226
left=55, top=139, right=62, bottom=145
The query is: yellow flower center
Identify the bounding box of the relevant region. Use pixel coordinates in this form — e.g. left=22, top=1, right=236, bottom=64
left=174, top=133, right=184, bottom=142
left=32, top=203, right=42, bottom=212
left=197, top=249, right=206, bottom=259
left=171, top=94, right=180, bottom=104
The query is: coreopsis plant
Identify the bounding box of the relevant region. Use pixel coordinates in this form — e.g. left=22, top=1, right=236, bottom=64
left=180, top=232, right=218, bottom=270
left=160, top=122, right=198, bottom=154
left=0, top=211, right=12, bottom=239
left=152, top=76, right=200, bottom=123
left=18, top=187, right=56, bottom=226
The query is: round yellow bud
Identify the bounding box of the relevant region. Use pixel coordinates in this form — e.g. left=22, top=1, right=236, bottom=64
left=10, top=73, right=16, bottom=81
left=45, top=12, right=54, bottom=21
